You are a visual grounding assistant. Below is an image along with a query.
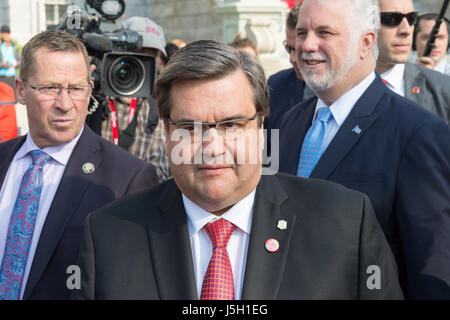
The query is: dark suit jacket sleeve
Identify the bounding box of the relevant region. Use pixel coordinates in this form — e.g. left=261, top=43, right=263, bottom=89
left=396, top=119, right=450, bottom=299
left=358, top=194, right=404, bottom=299
left=72, top=215, right=95, bottom=300
left=124, top=163, right=159, bottom=195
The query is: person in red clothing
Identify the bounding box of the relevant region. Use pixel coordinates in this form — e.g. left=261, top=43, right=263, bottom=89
left=0, top=80, right=18, bottom=142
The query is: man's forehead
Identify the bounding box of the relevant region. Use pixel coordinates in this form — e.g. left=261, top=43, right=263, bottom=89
left=379, top=0, right=414, bottom=12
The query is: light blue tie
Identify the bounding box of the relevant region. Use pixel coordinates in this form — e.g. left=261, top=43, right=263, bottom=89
left=0, top=150, right=51, bottom=300
left=297, top=107, right=332, bottom=178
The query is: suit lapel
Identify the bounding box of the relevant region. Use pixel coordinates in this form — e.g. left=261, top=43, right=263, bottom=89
left=310, top=76, right=384, bottom=179
left=0, top=136, right=26, bottom=186
left=404, top=62, right=426, bottom=106
left=148, top=181, right=198, bottom=299
left=24, top=127, right=102, bottom=298
left=280, top=99, right=316, bottom=174
left=241, top=175, right=295, bottom=299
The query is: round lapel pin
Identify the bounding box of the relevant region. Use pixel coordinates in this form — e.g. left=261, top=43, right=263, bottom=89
left=82, top=162, right=95, bottom=174
left=412, top=86, right=420, bottom=95
left=265, top=239, right=280, bottom=253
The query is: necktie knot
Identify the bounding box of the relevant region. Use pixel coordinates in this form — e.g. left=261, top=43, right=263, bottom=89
left=30, top=150, right=51, bottom=167
left=317, top=107, right=332, bottom=123
left=203, top=219, right=235, bottom=249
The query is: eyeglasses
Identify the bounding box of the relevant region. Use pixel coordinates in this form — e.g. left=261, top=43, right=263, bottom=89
left=168, top=114, right=259, bottom=141
left=23, top=80, right=91, bottom=101
left=380, top=11, right=418, bottom=27
left=282, top=40, right=295, bottom=54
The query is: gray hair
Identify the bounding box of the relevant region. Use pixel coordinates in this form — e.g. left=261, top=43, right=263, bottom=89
left=155, top=40, right=269, bottom=125
left=348, top=0, right=380, bottom=59
left=20, top=30, right=91, bottom=82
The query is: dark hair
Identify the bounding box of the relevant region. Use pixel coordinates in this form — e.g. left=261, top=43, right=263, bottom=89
left=155, top=40, right=269, bottom=124
left=228, top=34, right=258, bottom=55
left=20, top=30, right=90, bottom=82
left=1, top=25, right=10, bottom=33
left=159, top=43, right=180, bottom=66
left=286, top=2, right=302, bottom=30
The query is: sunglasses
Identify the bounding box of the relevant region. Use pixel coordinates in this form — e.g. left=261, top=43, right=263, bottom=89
left=380, top=11, right=419, bottom=27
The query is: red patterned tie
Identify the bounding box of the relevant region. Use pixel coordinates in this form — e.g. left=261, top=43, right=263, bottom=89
left=200, top=219, right=235, bottom=300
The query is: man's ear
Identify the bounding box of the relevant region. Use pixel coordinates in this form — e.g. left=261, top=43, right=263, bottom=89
left=360, top=31, right=376, bottom=59
left=14, top=77, right=26, bottom=105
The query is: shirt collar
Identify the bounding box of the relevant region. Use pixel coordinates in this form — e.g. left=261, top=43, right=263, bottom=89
left=380, top=63, right=405, bottom=92
left=314, top=71, right=376, bottom=126
left=183, top=189, right=256, bottom=238
left=15, top=126, right=84, bottom=166
left=434, top=56, right=447, bottom=74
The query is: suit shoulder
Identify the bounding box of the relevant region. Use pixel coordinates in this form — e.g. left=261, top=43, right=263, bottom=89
left=268, top=68, right=294, bottom=85
left=88, top=178, right=173, bottom=222
left=275, top=172, right=367, bottom=206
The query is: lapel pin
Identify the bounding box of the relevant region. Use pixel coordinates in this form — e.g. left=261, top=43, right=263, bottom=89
left=265, top=239, right=280, bottom=253
left=352, top=125, right=361, bottom=135
left=277, top=220, right=287, bottom=230
left=82, top=162, right=95, bottom=174
left=412, top=86, right=420, bottom=95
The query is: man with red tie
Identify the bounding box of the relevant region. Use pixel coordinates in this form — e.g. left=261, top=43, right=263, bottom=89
left=73, top=39, right=403, bottom=300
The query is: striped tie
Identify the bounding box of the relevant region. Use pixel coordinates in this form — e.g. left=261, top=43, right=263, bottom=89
left=0, top=150, right=51, bottom=300
left=200, top=219, right=235, bottom=300
left=297, top=107, right=332, bottom=178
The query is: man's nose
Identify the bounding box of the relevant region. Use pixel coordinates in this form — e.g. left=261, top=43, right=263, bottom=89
left=398, top=18, right=413, bottom=35
left=54, top=88, right=74, bottom=111
left=202, top=127, right=226, bottom=157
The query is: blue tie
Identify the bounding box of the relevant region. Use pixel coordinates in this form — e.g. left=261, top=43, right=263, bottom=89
left=0, top=150, right=51, bottom=300
left=297, top=107, right=332, bottom=178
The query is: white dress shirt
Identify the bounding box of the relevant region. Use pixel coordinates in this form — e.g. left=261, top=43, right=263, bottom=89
left=183, top=189, right=255, bottom=300
left=434, top=55, right=450, bottom=76
left=313, top=71, right=376, bottom=153
left=380, top=63, right=406, bottom=97
left=0, top=128, right=82, bottom=299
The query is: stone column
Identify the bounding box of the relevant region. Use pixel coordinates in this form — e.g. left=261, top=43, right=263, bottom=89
left=215, top=0, right=291, bottom=77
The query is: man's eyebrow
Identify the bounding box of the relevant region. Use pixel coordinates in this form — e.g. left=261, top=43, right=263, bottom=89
left=296, top=25, right=333, bottom=31
left=171, top=115, right=250, bottom=123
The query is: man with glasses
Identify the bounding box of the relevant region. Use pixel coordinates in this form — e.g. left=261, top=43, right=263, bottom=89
left=376, top=0, right=450, bottom=124
left=278, top=0, right=450, bottom=298
left=73, top=39, right=403, bottom=300
left=266, top=3, right=314, bottom=131
left=0, top=30, right=158, bottom=299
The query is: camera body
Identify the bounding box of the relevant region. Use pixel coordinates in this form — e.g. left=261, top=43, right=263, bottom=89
left=55, top=0, right=156, bottom=98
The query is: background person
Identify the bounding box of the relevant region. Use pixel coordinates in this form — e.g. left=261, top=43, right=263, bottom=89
left=0, top=30, right=158, bottom=300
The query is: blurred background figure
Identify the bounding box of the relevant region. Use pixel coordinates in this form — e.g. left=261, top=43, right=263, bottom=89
left=170, top=38, right=186, bottom=49
left=228, top=33, right=258, bottom=57
left=413, top=13, right=450, bottom=75
left=0, top=25, right=20, bottom=79
left=101, top=16, right=171, bottom=182
left=157, top=42, right=180, bottom=73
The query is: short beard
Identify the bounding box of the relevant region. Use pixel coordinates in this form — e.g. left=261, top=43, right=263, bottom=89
left=300, top=36, right=359, bottom=92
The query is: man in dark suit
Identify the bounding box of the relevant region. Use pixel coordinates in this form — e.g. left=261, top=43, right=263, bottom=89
left=266, top=3, right=309, bottom=131
left=73, top=39, right=403, bottom=300
left=278, top=0, right=450, bottom=299
left=0, top=30, right=158, bottom=300
left=376, top=0, right=450, bottom=124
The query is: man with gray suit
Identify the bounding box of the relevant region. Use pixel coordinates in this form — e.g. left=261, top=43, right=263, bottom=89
left=376, top=0, right=450, bottom=124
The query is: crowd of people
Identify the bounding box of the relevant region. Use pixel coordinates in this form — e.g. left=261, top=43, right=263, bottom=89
left=0, top=0, right=449, bottom=300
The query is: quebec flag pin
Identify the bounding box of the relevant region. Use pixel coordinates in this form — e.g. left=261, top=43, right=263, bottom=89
left=82, top=162, right=95, bottom=174
left=352, top=125, right=361, bottom=135
left=277, top=220, right=287, bottom=230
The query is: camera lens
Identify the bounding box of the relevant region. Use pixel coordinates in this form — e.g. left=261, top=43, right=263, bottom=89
left=108, top=56, right=145, bottom=96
